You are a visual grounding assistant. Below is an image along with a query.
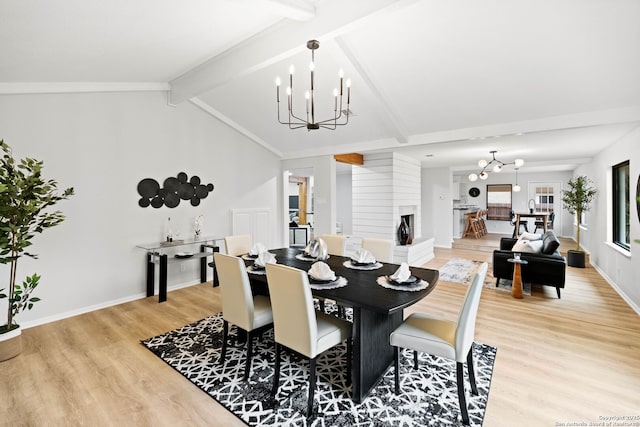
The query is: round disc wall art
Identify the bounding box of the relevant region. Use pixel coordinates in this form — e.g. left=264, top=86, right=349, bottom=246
left=137, top=172, right=214, bottom=208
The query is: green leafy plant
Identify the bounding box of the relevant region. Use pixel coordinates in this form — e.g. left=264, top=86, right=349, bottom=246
left=0, top=139, right=74, bottom=333
left=561, top=175, right=597, bottom=251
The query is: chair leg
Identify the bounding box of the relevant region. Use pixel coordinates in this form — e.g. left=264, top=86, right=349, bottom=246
left=271, top=343, right=281, bottom=397
left=244, top=331, right=253, bottom=380
left=318, top=299, right=325, bottom=313
left=495, top=278, right=500, bottom=287
left=394, top=346, right=400, bottom=395
left=413, top=350, right=419, bottom=369
left=556, top=287, right=561, bottom=299
left=456, top=362, right=470, bottom=425
left=346, top=338, right=352, bottom=386
left=467, top=348, right=478, bottom=395
left=219, top=320, right=229, bottom=364
left=307, top=357, right=317, bottom=417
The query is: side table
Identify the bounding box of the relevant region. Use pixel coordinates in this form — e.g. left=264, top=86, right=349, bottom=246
left=507, top=257, right=528, bottom=299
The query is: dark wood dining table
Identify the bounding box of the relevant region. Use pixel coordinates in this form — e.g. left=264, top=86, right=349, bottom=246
left=245, top=247, right=439, bottom=403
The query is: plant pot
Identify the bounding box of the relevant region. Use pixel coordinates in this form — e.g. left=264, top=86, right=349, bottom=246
left=0, top=326, right=22, bottom=361
left=567, top=250, right=586, bottom=268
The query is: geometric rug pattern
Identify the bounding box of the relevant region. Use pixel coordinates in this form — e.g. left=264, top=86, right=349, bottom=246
left=142, top=313, right=497, bottom=426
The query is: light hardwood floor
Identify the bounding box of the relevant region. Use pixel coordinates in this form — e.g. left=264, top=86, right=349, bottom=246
left=2, top=235, right=639, bottom=427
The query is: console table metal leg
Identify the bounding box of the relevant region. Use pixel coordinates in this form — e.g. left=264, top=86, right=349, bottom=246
left=200, top=244, right=207, bottom=284
left=159, top=254, right=168, bottom=303
left=146, top=253, right=155, bottom=297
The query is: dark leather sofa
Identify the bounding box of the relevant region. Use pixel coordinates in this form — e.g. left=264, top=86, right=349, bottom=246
left=492, top=231, right=566, bottom=298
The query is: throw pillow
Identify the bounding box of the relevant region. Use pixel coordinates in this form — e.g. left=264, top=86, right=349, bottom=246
left=512, top=239, right=543, bottom=253
left=542, top=234, right=560, bottom=254
left=519, top=232, right=542, bottom=241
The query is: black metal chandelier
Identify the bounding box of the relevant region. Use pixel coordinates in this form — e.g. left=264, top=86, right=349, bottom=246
left=276, top=40, right=351, bottom=131
left=468, top=150, right=524, bottom=181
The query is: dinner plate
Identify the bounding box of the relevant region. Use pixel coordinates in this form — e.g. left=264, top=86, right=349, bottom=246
left=175, top=252, right=194, bottom=258
left=309, top=275, right=336, bottom=284
left=386, top=275, right=419, bottom=286
left=245, top=253, right=258, bottom=259
left=252, top=264, right=265, bottom=270
left=350, top=260, right=376, bottom=266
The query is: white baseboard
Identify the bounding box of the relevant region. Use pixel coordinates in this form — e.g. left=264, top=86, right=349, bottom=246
left=20, top=278, right=208, bottom=330
left=591, top=262, right=640, bottom=316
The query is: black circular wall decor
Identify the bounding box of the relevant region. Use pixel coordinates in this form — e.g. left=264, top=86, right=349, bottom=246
left=469, top=187, right=480, bottom=197
left=636, top=174, right=640, bottom=222
left=137, top=172, right=215, bottom=208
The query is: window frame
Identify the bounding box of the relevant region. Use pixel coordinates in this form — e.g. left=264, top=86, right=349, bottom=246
left=486, top=184, right=512, bottom=221
left=612, top=160, right=630, bottom=251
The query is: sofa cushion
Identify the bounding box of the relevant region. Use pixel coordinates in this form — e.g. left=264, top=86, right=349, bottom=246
left=541, top=232, right=561, bottom=255
left=512, top=239, right=543, bottom=253
left=519, top=232, right=542, bottom=241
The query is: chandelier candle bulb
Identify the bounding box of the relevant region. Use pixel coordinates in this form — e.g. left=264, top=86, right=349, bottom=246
left=275, top=77, right=280, bottom=102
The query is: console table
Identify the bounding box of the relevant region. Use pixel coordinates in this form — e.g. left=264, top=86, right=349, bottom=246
left=137, top=236, right=223, bottom=302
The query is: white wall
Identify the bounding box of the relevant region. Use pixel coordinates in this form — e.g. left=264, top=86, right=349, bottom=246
left=0, top=91, right=282, bottom=327
left=336, top=169, right=353, bottom=235
left=574, top=125, right=640, bottom=312
left=421, top=167, right=452, bottom=248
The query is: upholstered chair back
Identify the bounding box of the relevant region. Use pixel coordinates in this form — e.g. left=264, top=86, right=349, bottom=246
left=321, top=234, right=346, bottom=256
left=454, top=262, right=488, bottom=363
left=215, top=253, right=255, bottom=331
left=225, top=234, right=252, bottom=256
left=265, top=263, right=318, bottom=358
left=361, top=237, right=395, bottom=263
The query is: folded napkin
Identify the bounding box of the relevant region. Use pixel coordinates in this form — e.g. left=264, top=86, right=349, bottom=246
left=389, top=262, right=411, bottom=283
left=249, top=242, right=267, bottom=256
left=351, top=249, right=376, bottom=264
left=254, top=251, right=276, bottom=267
left=308, top=261, right=336, bottom=281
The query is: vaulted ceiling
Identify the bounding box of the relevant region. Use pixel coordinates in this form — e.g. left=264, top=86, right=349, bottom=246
left=2, top=0, right=640, bottom=173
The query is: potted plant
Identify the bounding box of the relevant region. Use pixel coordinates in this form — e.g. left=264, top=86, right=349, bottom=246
left=0, top=139, right=74, bottom=361
left=561, top=175, right=597, bottom=268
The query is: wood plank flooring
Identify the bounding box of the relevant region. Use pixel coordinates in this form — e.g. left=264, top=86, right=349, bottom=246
left=1, top=234, right=639, bottom=427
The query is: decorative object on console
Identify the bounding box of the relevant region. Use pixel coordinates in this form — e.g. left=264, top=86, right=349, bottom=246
left=194, top=214, right=203, bottom=237
left=468, top=151, right=524, bottom=182
left=275, top=40, right=352, bottom=131
left=528, top=198, right=536, bottom=214
left=0, top=139, right=74, bottom=360
left=137, top=172, right=214, bottom=208
left=561, top=175, right=597, bottom=268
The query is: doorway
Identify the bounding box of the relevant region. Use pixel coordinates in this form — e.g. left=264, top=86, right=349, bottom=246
left=527, top=181, right=562, bottom=234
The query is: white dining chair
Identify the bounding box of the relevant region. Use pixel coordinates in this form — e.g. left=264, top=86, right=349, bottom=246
left=361, top=237, right=395, bottom=263
left=214, top=253, right=273, bottom=380
left=224, top=234, right=252, bottom=256
left=390, top=262, right=488, bottom=425
left=321, top=234, right=346, bottom=256
left=265, top=263, right=352, bottom=417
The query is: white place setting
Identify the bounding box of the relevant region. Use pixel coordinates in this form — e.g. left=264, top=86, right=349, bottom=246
left=307, top=261, right=348, bottom=290
left=377, top=262, right=429, bottom=291
left=343, top=248, right=383, bottom=270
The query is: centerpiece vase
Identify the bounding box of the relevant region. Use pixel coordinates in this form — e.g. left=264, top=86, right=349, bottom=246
left=397, top=218, right=410, bottom=246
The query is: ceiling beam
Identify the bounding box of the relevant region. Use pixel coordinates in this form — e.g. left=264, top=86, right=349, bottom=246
left=169, top=0, right=420, bottom=104
left=0, top=82, right=169, bottom=95
left=334, top=153, right=364, bottom=165
left=331, top=36, right=410, bottom=144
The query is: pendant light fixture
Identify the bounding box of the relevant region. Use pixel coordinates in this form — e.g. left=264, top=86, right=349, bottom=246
left=275, top=40, right=351, bottom=131
left=468, top=150, right=524, bottom=182
left=513, top=167, right=521, bottom=192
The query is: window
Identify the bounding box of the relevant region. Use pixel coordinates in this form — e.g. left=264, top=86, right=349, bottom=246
left=486, top=184, right=512, bottom=220
left=612, top=161, right=630, bottom=250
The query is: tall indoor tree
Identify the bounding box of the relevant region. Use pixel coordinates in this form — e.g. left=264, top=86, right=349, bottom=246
left=0, top=139, right=74, bottom=334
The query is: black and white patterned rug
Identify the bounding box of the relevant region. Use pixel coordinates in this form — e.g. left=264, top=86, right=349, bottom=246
left=141, top=313, right=496, bottom=426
